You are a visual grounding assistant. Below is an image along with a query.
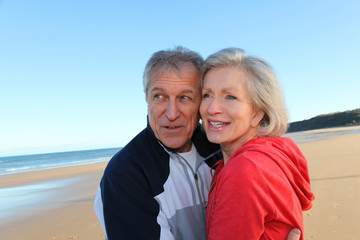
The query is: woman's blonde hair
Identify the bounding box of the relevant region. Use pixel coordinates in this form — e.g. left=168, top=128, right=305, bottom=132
left=201, top=47, right=288, bottom=137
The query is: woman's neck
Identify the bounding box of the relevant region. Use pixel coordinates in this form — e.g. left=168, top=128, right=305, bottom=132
left=221, top=134, right=259, bottom=164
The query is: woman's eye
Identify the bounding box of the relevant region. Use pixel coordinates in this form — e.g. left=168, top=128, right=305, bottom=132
left=203, top=93, right=210, bottom=98
left=226, top=95, right=237, bottom=100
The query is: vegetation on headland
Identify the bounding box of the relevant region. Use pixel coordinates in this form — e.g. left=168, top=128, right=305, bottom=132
left=287, top=108, right=360, bottom=133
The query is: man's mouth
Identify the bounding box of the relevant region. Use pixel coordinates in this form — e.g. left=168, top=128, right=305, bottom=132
left=209, top=121, right=230, bottom=128
left=164, top=126, right=182, bottom=130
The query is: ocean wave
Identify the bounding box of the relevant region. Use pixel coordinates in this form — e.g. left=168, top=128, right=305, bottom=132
left=4, top=166, right=33, bottom=172
left=0, top=156, right=111, bottom=175
left=38, top=157, right=111, bottom=169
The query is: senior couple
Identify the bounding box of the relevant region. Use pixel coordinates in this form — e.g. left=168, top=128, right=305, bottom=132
left=94, top=46, right=314, bottom=240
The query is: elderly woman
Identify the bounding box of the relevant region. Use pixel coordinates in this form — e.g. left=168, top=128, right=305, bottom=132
left=200, top=48, right=315, bottom=240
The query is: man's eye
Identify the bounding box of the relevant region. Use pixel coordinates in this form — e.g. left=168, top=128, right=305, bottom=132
left=181, top=95, right=190, bottom=100
left=154, top=94, right=163, bottom=100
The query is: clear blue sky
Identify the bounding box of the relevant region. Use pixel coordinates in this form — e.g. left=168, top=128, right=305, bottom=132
left=1, top=0, right=359, bottom=157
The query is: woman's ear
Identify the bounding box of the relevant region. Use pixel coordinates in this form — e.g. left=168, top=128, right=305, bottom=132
left=251, top=109, right=265, bottom=128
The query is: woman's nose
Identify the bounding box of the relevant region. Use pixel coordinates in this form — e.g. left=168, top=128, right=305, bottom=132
left=207, top=98, right=222, bottom=115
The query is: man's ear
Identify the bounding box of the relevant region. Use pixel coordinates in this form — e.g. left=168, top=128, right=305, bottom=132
left=251, top=109, right=265, bottom=128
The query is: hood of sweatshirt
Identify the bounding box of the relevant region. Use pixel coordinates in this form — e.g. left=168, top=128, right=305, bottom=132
left=235, top=137, right=315, bottom=211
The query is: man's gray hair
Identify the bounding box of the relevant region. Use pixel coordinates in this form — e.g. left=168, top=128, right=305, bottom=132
left=143, top=46, right=203, bottom=99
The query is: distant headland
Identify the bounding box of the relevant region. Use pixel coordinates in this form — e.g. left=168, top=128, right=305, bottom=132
left=287, top=108, right=360, bottom=133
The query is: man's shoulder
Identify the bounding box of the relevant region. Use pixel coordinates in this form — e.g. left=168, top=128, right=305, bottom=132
left=104, top=126, right=169, bottom=175
left=102, top=126, right=171, bottom=196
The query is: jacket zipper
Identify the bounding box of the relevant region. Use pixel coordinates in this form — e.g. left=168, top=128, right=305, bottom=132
left=194, top=173, right=199, bottom=186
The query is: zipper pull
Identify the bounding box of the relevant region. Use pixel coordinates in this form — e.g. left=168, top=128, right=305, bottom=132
left=194, top=173, right=199, bottom=186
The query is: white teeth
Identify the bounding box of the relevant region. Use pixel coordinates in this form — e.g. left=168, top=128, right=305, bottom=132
left=210, top=121, right=229, bottom=127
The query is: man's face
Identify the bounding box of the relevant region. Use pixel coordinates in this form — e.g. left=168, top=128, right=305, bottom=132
left=147, top=64, right=201, bottom=153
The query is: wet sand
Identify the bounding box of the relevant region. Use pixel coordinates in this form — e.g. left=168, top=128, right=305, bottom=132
left=0, top=162, right=107, bottom=240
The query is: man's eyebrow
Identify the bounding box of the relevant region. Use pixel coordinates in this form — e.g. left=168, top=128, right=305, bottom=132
left=150, top=88, right=195, bottom=94
left=181, top=89, right=195, bottom=94
left=151, top=87, right=165, bottom=93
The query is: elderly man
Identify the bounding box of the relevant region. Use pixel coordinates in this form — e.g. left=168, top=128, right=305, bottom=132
left=94, top=46, right=221, bottom=240
left=94, top=46, right=301, bottom=240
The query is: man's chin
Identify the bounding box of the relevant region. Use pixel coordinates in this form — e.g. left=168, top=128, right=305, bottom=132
left=163, top=139, right=191, bottom=153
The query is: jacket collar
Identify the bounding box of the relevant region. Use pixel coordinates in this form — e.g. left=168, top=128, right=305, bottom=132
left=145, top=117, right=222, bottom=167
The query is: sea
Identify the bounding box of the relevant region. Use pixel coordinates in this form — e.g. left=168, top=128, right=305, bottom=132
left=1, top=126, right=360, bottom=176
left=0, top=147, right=122, bottom=176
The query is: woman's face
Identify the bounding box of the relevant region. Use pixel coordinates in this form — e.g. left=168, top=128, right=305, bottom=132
left=200, top=67, right=264, bottom=152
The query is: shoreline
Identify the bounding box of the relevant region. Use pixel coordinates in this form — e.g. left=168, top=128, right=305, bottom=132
left=1, top=124, right=357, bottom=178
left=1, top=125, right=360, bottom=240
left=0, top=161, right=108, bottom=188
left=0, top=162, right=107, bottom=240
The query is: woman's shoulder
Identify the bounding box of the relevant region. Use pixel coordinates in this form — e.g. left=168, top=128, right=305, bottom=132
left=228, top=146, right=272, bottom=169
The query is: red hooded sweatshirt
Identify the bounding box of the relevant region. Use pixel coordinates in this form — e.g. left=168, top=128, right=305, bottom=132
left=206, top=137, right=315, bottom=240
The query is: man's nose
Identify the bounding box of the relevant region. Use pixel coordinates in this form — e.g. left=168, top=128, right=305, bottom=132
left=165, top=99, right=180, bottom=120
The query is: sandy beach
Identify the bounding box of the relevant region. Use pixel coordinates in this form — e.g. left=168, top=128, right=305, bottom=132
left=1, top=126, right=359, bottom=240
left=0, top=162, right=107, bottom=240
left=297, top=126, right=360, bottom=240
